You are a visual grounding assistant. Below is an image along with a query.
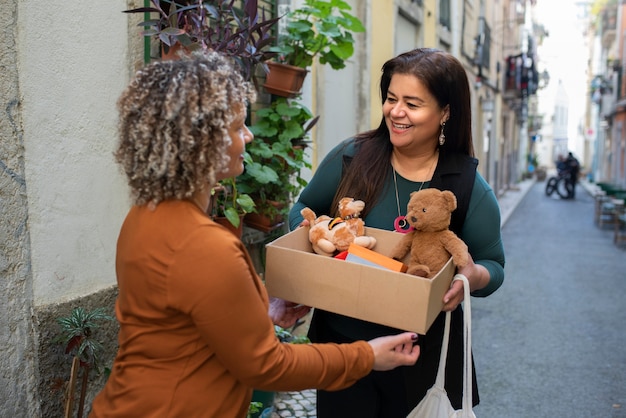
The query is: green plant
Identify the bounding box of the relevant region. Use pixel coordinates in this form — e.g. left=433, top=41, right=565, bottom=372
left=56, top=307, right=115, bottom=418
left=237, top=97, right=317, bottom=220
left=210, top=177, right=256, bottom=227
left=269, top=0, right=365, bottom=69
left=247, top=401, right=263, bottom=418
left=274, top=325, right=310, bottom=344
left=124, top=0, right=280, bottom=82
left=56, top=307, right=114, bottom=370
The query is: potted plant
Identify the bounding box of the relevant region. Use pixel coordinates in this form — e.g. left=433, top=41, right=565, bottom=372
left=209, top=177, right=256, bottom=236
left=237, top=97, right=318, bottom=232
left=56, top=307, right=115, bottom=418
left=263, top=0, right=365, bottom=97
left=124, top=0, right=280, bottom=86
left=125, top=0, right=274, bottom=233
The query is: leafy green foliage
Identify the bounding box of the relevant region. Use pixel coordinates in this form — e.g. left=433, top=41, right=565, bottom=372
left=274, top=325, right=310, bottom=344
left=247, top=401, right=263, bottom=418
left=210, top=177, right=256, bottom=227
left=124, top=0, right=280, bottom=82
left=237, top=98, right=317, bottom=219
left=56, top=307, right=114, bottom=372
left=269, top=0, right=365, bottom=69
left=251, top=99, right=318, bottom=141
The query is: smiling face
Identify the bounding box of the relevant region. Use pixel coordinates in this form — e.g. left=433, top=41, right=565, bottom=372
left=383, top=73, right=449, bottom=152
left=218, top=106, right=254, bottom=182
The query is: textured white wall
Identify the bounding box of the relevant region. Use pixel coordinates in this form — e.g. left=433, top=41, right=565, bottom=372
left=18, top=1, right=131, bottom=306
left=312, top=0, right=366, bottom=170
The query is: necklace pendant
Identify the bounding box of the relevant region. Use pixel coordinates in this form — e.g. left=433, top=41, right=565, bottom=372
left=394, top=215, right=414, bottom=233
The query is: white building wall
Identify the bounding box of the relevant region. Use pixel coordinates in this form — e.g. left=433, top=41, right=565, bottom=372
left=553, top=81, right=570, bottom=160
left=310, top=0, right=369, bottom=176
left=18, top=1, right=131, bottom=306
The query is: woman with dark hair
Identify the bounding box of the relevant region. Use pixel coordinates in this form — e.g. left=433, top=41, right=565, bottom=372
left=88, top=51, right=420, bottom=418
left=289, top=48, right=505, bottom=417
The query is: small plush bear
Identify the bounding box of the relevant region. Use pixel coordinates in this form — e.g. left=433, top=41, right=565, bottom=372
left=301, top=197, right=377, bottom=256
left=390, top=188, right=469, bottom=278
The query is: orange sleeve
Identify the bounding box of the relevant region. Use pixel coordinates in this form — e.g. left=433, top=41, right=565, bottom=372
left=167, top=224, right=374, bottom=391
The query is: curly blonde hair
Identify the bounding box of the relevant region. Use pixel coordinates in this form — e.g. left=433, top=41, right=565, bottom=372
left=115, top=51, right=256, bottom=206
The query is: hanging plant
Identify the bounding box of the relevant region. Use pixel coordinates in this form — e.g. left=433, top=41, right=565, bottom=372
left=124, top=0, right=280, bottom=85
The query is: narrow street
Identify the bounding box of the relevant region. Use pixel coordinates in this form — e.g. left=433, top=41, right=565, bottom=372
left=270, top=180, right=626, bottom=417
left=473, top=181, right=626, bottom=418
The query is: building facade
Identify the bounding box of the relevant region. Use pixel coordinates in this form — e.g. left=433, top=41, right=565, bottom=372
left=588, top=0, right=626, bottom=188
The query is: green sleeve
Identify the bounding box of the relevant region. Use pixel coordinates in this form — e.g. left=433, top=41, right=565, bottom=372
left=288, top=139, right=355, bottom=230
left=463, top=172, right=505, bottom=297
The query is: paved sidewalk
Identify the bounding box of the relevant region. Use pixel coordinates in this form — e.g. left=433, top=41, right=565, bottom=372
left=271, top=389, right=317, bottom=418
left=497, top=178, right=535, bottom=227
left=269, top=179, right=537, bottom=418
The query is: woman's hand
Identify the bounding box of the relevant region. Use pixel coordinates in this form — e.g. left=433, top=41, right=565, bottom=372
left=442, top=253, right=489, bottom=311
left=367, top=332, right=420, bottom=371
left=442, top=280, right=464, bottom=312
left=268, top=297, right=311, bottom=329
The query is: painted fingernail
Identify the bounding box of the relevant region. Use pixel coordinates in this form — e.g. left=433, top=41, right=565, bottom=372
left=411, top=334, right=418, bottom=341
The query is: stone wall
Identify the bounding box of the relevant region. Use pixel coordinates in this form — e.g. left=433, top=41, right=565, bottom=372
left=0, top=0, right=40, bottom=415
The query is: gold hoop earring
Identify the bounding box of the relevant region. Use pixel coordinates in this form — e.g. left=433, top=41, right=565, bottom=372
left=439, top=122, right=446, bottom=146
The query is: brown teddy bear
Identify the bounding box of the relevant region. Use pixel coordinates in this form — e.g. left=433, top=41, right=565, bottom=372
left=390, top=188, right=469, bottom=278
left=301, top=197, right=377, bottom=256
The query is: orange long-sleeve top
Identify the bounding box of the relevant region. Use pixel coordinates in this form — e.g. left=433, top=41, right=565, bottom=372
left=89, top=200, right=374, bottom=418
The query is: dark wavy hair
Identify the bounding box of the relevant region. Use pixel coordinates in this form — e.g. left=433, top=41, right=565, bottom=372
left=330, top=48, right=474, bottom=216
left=115, top=51, right=256, bottom=206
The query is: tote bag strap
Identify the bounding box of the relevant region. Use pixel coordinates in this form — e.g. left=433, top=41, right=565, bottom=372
left=433, top=274, right=473, bottom=405
left=434, top=308, right=452, bottom=389
left=452, top=273, right=473, bottom=412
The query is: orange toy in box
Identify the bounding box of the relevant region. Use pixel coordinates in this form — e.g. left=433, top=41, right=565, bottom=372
left=300, top=197, right=377, bottom=257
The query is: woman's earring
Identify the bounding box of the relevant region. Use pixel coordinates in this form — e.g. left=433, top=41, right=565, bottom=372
left=438, top=122, right=446, bottom=146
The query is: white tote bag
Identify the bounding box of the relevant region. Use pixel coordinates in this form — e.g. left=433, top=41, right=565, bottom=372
left=407, top=274, right=476, bottom=418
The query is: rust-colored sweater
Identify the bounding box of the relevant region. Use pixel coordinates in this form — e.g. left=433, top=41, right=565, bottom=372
left=89, top=200, right=373, bottom=418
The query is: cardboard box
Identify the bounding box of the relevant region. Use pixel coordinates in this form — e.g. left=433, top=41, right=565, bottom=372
left=264, top=227, right=455, bottom=334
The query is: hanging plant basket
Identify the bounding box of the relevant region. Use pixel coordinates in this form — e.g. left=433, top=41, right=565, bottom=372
left=263, top=62, right=308, bottom=98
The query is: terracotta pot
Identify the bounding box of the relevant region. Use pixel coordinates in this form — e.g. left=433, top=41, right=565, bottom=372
left=244, top=212, right=285, bottom=233
left=161, top=42, right=187, bottom=61
left=263, top=62, right=308, bottom=98
left=212, top=215, right=245, bottom=238
left=244, top=200, right=286, bottom=232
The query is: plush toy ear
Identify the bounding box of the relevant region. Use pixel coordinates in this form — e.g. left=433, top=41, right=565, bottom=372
left=441, top=190, right=458, bottom=212
left=301, top=207, right=318, bottom=223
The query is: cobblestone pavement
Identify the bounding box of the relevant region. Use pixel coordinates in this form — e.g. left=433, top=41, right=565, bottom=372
left=269, top=179, right=536, bottom=417
left=270, top=390, right=317, bottom=418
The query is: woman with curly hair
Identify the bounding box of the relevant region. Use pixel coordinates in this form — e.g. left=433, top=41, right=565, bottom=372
left=88, top=51, right=420, bottom=418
